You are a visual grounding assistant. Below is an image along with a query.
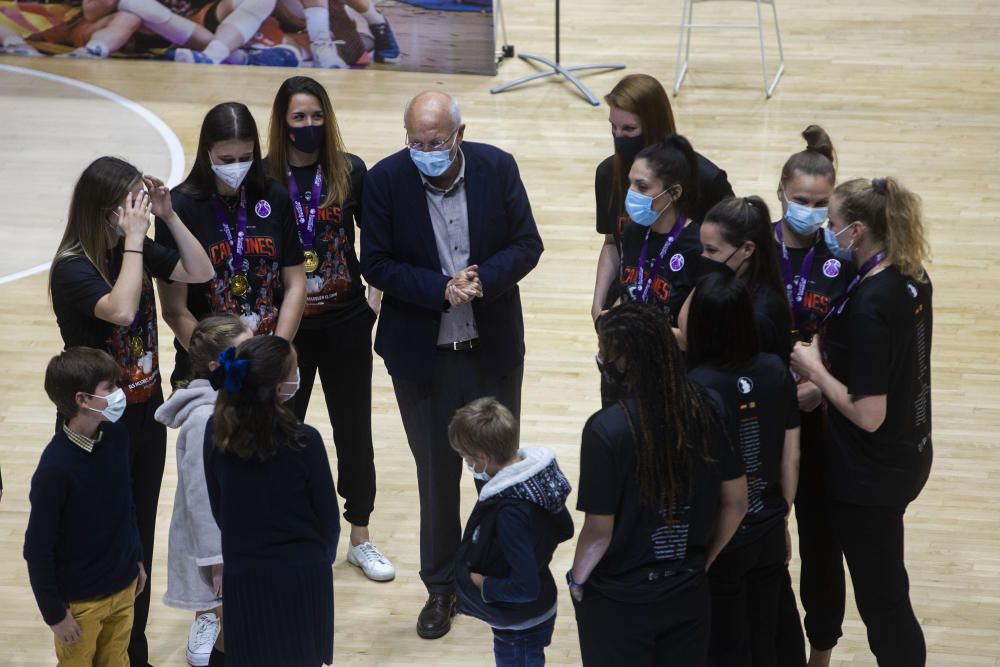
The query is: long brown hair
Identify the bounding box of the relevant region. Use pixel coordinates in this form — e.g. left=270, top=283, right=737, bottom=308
left=177, top=313, right=252, bottom=389
left=178, top=102, right=269, bottom=200
left=780, top=125, right=837, bottom=186
left=605, top=74, right=679, bottom=220
left=212, top=336, right=299, bottom=460
left=598, top=303, right=717, bottom=513
left=266, top=76, right=351, bottom=209
left=835, top=177, right=930, bottom=281
left=49, top=156, right=143, bottom=296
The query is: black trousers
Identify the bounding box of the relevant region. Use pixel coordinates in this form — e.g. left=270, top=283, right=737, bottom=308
left=830, top=501, right=925, bottom=666
left=391, top=349, right=523, bottom=594
left=793, top=411, right=845, bottom=651
left=122, top=395, right=167, bottom=667
left=573, top=575, right=710, bottom=667
left=708, top=522, right=790, bottom=666
left=293, top=308, right=377, bottom=527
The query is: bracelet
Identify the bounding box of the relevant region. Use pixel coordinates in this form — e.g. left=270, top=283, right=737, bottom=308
left=565, top=569, right=583, bottom=589
left=123, top=249, right=144, bottom=255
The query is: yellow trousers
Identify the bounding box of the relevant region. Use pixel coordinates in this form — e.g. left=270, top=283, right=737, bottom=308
left=54, top=579, right=136, bottom=667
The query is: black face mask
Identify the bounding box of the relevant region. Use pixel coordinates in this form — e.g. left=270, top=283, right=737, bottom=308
left=289, top=124, right=324, bottom=154
left=614, top=134, right=646, bottom=165
left=694, top=249, right=742, bottom=281
left=596, top=354, right=627, bottom=391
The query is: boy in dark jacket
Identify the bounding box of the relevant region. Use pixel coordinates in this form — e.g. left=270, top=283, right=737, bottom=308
left=449, top=397, right=575, bottom=666
left=24, top=348, right=146, bottom=666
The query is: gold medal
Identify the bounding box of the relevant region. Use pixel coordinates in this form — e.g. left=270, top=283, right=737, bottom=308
left=303, top=249, right=319, bottom=274
left=129, top=335, right=145, bottom=358
left=230, top=274, right=250, bottom=297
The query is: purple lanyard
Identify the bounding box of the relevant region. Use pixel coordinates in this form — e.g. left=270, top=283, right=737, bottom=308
left=286, top=165, right=324, bottom=251
left=821, top=250, right=887, bottom=326
left=211, top=188, right=247, bottom=273
left=775, top=222, right=818, bottom=325
left=635, top=216, right=686, bottom=303
left=108, top=252, right=143, bottom=333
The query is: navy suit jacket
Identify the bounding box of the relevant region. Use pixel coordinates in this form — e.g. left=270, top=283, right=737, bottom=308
left=360, top=141, right=544, bottom=383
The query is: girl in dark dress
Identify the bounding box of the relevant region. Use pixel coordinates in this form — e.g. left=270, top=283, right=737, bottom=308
left=204, top=336, right=340, bottom=666
left=791, top=177, right=933, bottom=666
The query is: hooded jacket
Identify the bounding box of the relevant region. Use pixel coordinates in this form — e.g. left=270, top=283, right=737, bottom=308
left=154, top=379, right=221, bottom=611
left=455, top=447, right=575, bottom=630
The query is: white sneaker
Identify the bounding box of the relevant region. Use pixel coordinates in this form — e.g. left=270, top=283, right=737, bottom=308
left=347, top=541, right=396, bottom=581
left=186, top=612, right=220, bottom=667
left=2, top=43, right=43, bottom=57
left=310, top=39, right=349, bottom=69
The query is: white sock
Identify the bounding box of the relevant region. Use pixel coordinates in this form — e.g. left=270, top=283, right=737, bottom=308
left=304, top=7, right=332, bottom=42
left=222, top=0, right=276, bottom=43
left=3, top=35, right=26, bottom=47
left=360, top=2, right=384, bottom=25
left=203, top=40, right=230, bottom=63
left=85, top=40, right=110, bottom=57
left=118, top=0, right=198, bottom=44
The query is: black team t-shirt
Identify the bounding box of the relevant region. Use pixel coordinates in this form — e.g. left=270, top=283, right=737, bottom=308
left=752, top=285, right=794, bottom=365
left=155, top=181, right=304, bottom=336
left=576, top=395, right=743, bottom=603
left=286, top=154, right=368, bottom=329
left=619, top=220, right=702, bottom=325
left=50, top=238, right=179, bottom=404
left=821, top=266, right=933, bottom=507
left=689, top=353, right=800, bottom=546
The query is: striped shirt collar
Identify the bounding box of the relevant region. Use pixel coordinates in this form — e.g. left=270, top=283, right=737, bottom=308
left=62, top=422, right=103, bottom=453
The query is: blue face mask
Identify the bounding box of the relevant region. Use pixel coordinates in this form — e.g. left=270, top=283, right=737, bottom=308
left=624, top=188, right=670, bottom=227
left=784, top=197, right=828, bottom=236
left=824, top=224, right=855, bottom=261
left=410, top=147, right=455, bottom=177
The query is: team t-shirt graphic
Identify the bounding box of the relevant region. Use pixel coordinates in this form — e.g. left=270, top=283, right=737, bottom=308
left=206, top=228, right=282, bottom=334
left=304, top=199, right=353, bottom=315
left=651, top=504, right=691, bottom=563
left=108, top=278, right=160, bottom=404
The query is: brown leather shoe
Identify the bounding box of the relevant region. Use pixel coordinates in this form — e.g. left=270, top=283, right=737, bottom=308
left=416, top=593, right=457, bottom=639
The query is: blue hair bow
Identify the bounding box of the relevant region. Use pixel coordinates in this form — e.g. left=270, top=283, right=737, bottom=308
left=209, top=346, right=249, bottom=393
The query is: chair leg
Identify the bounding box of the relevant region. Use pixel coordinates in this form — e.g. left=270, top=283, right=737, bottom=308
left=673, top=0, right=694, bottom=95
left=758, top=0, right=785, bottom=98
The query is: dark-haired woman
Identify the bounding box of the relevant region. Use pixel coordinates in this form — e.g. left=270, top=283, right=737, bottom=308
left=592, top=73, right=733, bottom=324
left=205, top=335, right=340, bottom=666
left=569, top=303, right=748, bottom=666
left=699, top=196, right=793, bottom=363
left=681, top=273, right=802, bottom=666
left=791, top=177, right=932, bottom=666
left=156, top=101, right=306, bottom=387
left=49, top=156, right=214, bottom=665
left=774, top=126, right=855, bottom=666
left=265, top=76, right=394, bottom=582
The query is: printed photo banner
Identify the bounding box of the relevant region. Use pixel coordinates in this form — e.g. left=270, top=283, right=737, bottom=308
left=0, top=0, right=495, bottom=74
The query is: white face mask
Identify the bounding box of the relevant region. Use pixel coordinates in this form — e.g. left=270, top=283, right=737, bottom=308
left=278, top=368, right=301, bottom=403
left=210, top=157, right=253, bottom=190
left=85, top=388, right=127, bottom=423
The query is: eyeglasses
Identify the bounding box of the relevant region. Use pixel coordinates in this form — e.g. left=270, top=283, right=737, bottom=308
left=405, top=128, right=458, bottom=152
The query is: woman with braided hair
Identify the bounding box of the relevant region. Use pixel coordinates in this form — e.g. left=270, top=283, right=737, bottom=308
left=791, top=177, right=932, bottom=666
left=569, top=303, right=747, bottom=666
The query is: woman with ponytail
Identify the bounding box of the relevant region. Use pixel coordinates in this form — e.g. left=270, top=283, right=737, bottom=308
left=591, top=73, right=734, bottom=324
left=774, top=126, right=856, bottom=665
left=204, top=335, right=340, bottom=666
left=570, top=303, right=747, bottom=666
left=699, top=195, right=793, bottom=362
left=790, top=177, right=932, bottom=666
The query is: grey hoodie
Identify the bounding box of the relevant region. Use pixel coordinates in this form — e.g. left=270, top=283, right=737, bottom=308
left=154, top=380, right=222, bottom=611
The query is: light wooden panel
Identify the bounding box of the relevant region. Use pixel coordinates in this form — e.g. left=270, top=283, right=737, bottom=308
left=1, top=0, right=999, bottom=664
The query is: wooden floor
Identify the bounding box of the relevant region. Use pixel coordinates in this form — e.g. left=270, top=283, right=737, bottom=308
left=2, top=0, right=1000, bottom=664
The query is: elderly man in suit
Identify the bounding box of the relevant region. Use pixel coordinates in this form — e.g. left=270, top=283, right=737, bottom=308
left=361, top=90, right=543, bottom=639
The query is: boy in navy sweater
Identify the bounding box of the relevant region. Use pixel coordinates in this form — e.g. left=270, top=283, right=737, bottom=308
left=24, top=347, right=146, bottom=666
left=449, top=398, right=574, bottom=667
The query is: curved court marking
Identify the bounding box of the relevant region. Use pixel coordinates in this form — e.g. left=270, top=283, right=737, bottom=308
left=0, top=63, right=185, bottom=285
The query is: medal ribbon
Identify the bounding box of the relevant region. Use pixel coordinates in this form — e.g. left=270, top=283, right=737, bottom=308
left=286, top=165, right=324, bottom=251
left=821, top=250, right=887, bottom=326
left=635, top=215, right=686, bottom=303
left=775, top=222, right=818, bottom=326
left=211, top=187, right=248, bottom=277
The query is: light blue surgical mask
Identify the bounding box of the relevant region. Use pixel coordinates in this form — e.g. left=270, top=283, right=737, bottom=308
left=85, top=388, right=127, bottom=423
left=410, top=148, right=455, bottom=177
left=466, top=461, right=492, bottom=482
left=824, top=224, right=855, bottom=261
left=783, top=194, right=828, bottom=236
left=625, top=188, right=670, bottom=227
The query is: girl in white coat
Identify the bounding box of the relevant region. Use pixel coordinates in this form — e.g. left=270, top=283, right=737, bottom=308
left=155, top=314, right=252, bottom=667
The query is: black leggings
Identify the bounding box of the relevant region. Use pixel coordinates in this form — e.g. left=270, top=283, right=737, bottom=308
left=292, top=308, right=377, bottom=527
